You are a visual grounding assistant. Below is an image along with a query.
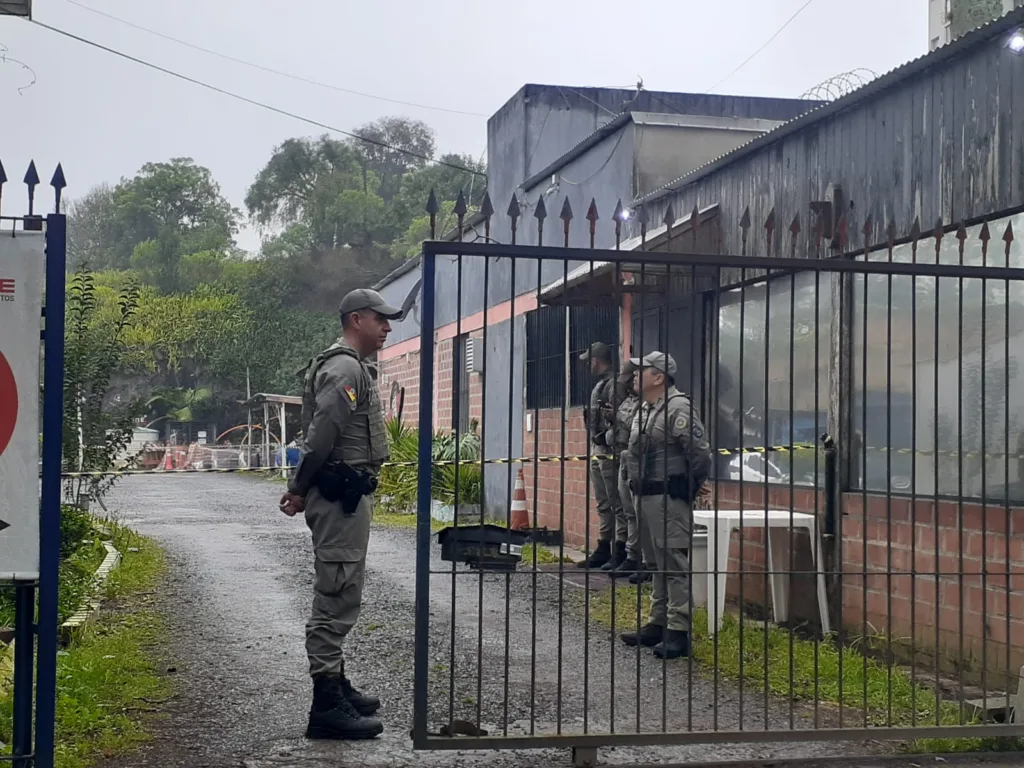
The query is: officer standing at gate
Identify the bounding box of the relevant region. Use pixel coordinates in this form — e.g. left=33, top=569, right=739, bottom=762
left=279, top=287, right=404, bottom=741
left=578, top=342, right=629, bottom=570
left=620, top=351, right=712, bottom=659
left=602, top=358, right=646, bottom=580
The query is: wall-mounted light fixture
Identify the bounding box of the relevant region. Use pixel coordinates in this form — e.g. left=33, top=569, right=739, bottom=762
left=1006, top=29, right=1024, bottom=54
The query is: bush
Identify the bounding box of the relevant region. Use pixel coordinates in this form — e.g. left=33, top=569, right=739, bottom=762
left=376, top=418, right=483, bottom=514
left=0, top=505, right=103, bottom=628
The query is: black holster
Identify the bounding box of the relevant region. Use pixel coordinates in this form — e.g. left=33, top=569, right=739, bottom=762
left=634, top=474, right=694, bottom=503
left=313, top=463, right=378, bottom=515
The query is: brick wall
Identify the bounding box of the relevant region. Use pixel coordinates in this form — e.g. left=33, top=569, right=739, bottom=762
left=706, top=480, right=1024, bottom=683
left=378, top=349, right=420, bottom=426
left=520, top=407, right=606, bottom=547
left=378, top=332, right=484, bottom=432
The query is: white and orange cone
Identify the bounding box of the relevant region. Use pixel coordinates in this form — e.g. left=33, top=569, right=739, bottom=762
left=510, top=468, right=530, bottom=530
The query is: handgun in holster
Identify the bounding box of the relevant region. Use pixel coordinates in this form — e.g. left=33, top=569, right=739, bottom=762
left=313, top=462, right=379, bottom=515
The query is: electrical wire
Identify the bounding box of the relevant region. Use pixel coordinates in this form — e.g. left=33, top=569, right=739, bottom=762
left=61, top=0, right=490, bottom=118
left=703, top=0, right=818, bottom=93
left=29, top=20, right=487, bottom=177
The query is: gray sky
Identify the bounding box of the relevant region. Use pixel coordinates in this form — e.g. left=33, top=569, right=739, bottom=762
left=1, top=0, right=926, bottom=253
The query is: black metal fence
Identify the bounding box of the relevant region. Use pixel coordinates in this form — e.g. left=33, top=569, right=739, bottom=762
left=412, top=191, right=1024, bottom=764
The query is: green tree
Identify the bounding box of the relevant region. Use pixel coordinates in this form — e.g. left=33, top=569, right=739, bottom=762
left=392, top=152, right=486, bottom=228
left=62, top=267, right=145, bottom=504
left=66, top=158, right=241, bottom=280
left=354, top=116, right=436, bottom=203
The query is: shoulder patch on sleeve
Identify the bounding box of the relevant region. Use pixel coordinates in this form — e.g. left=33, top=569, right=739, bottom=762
left=672, top=411, right=690, bottom=433
left=343, top=384, right=357, bottom=403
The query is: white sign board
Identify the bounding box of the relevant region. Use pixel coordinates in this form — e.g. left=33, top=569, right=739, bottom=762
left=0, top=231, right=45, bottom=581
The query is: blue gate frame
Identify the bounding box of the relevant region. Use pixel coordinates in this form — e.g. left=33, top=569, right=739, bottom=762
left=1, top=161, right=68, bottom=768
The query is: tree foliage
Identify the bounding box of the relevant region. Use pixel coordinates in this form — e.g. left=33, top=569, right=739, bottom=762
left=62, top=267, right=145, bottom=503
left=63, top=115, right=484, bottom=438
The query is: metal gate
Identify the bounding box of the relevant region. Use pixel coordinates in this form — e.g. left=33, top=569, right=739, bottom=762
left=410, top=192, right=1024, bottom=763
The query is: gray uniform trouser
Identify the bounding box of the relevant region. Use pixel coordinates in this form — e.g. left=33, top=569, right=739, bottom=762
left=616, top=464, right=642, bottom=560
left=637, top=493, right=693, bottom=632
left=590, top=451, right=627, bottom=544
left=304, top=488, right=373, bottom=678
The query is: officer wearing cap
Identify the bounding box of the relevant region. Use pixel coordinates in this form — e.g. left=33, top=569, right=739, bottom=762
left=620, top=351, right=712, bottom=659
left=578, top=342, right=629, bottom=570
left=602, top=358, right=648, bottom=580
left=279, top=287, right=403, bottom=740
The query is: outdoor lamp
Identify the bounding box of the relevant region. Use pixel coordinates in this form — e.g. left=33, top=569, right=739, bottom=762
left=1006, top=29, right=1024, bottom=54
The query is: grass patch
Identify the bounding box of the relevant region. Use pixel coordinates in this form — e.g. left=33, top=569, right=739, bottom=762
left=584, top=584, right=1023, bottom=754
left=0, top=526, right=172, bottom=768
left=521, top=544, right=571, bottom=565
left=372, top=511, right=444, bottom=532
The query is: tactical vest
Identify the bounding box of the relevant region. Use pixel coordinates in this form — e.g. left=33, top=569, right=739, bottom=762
left=300, top=341, right=390, bottom=472
left=632, top=391, right=709, bottom=483
left=588, top=373, right=614, bottom=440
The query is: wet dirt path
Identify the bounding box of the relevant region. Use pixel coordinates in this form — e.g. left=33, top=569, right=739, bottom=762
left=103, top=474, right=881, bottom=767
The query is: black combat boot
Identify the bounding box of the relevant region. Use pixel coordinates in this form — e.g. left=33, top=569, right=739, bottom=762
left=306, top=674, right=384, bottom=740
left=619, top=623, right=664, bottom=648
left=341, top=673, right=380, bottom=717
left=601, top=541, right=628, bottom=572
left=611, top=554, right=642, bottom=578
left=576, top=539, right=612, bottom=569
left=652, top=629, right=691, bottom=660
left=628, top=563, right=654, bottom=584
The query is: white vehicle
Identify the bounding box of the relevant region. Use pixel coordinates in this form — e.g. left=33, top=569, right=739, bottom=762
left=727, top=453, right=788, bottom=484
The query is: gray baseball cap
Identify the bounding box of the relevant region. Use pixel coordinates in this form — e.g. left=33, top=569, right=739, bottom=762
left=339, top=288, right=403, bottom=320
left=629, top=351, right=677, bottom=378
left=579, top=341, right=615, bottom=363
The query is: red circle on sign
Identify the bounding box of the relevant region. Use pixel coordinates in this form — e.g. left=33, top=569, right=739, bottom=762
left=0, top=350, right=17, bottom=458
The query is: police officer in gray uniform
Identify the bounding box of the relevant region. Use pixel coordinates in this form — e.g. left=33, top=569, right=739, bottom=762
left=602, top=359, right=645, bottom=578
left=620, top=351, right=712, bottom=659
left=279, top=288, right=403, bottom=741
left=578, top=342, right=628, bottom=570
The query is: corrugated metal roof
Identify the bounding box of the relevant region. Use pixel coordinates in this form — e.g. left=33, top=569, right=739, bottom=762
left=634, top=6, right=1024, bottom=208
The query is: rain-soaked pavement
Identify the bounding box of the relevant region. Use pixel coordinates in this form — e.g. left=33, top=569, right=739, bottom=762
left=99, top=474, right=999, bottom=768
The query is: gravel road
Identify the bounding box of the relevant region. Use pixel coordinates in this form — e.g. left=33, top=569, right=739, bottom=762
left=99, top=473, right=952, bottom=768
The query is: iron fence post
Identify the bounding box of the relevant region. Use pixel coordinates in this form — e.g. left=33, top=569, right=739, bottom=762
left=12, top=584, right=35, bottom=768
left=412, top=248, right=437, bottom=749
left=35, top=212, right=67, bottom=768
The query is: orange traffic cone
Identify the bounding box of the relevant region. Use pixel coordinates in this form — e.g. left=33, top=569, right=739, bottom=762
left=510, top=469, right=530, bottom=530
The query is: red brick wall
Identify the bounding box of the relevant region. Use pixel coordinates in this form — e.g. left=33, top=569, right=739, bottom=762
left=520, top=407, right=606, bottom=547
left=378, top=349, right=421, bottom=426
left=378, top=333, right=483, bottom=432
left=706, top=481, right=1024, bottom=682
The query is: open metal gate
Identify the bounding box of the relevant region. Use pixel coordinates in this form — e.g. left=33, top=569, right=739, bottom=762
left=410, top=192, right=1024, bottom=764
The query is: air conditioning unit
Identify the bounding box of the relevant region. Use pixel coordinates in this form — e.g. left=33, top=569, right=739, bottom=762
left=0, top=1, right=32, bottom=17
left=466, top=338, right=484, bottom=374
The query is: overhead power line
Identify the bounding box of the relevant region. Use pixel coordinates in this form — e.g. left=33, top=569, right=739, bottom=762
left=62, top=0, right=490, bottom=118
left=29, top=20, right=487, bottom=178
left=703, top=0, right=818, bottom=94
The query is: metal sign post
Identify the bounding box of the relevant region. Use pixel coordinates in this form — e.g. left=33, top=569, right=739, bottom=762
left=0, top=160, right=67, bottom=768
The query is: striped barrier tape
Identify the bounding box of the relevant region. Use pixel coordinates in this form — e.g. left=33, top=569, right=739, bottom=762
left=56, top=442, right=1022, bottom=479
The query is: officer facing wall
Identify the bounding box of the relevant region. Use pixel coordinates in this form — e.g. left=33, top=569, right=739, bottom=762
left=279, top=288, right=404, bottom=741
left=578, top=342, right=630, bottom=571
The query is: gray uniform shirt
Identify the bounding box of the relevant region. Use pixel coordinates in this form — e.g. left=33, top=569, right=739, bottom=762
left=626, top=387, right=712, bottom=486
left=289, top=338, right=389, bottom=496
left=607, top=393, right=641, bottom=455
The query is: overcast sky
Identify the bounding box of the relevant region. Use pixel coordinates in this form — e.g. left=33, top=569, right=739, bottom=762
left=1, top=0, right=926, bottom=253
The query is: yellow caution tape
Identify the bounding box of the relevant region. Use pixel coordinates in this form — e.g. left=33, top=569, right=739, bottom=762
left=56, top=443, right=1023, bottom=479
